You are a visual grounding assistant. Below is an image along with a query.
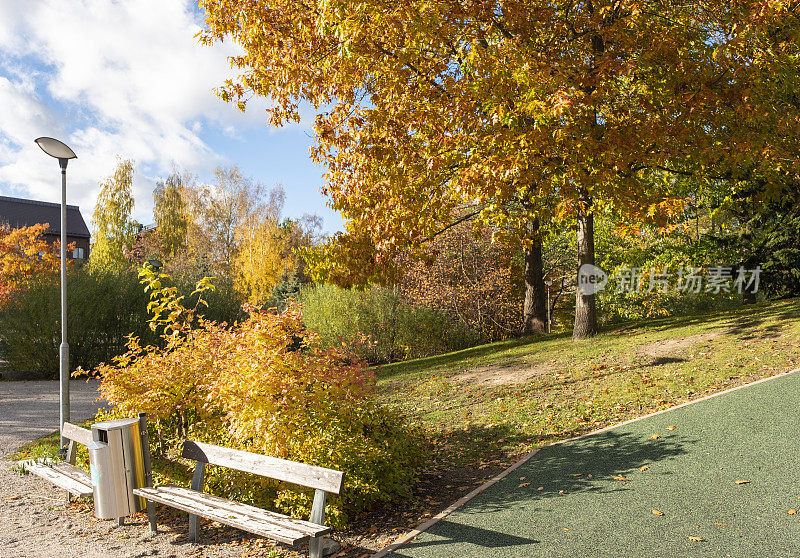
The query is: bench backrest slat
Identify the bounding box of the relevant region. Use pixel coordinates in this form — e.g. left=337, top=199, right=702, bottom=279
left=62, top=422, right=92, bottom=446
left=182, top=440, right=344, bottom=494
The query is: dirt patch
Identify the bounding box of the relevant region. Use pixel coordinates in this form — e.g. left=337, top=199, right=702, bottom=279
left=635, top=331, right=725, bottom=360
left=452, top=362, right=554, bottom=386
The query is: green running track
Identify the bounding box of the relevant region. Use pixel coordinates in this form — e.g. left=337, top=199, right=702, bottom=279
left=391, top=371, right=800, bottom=557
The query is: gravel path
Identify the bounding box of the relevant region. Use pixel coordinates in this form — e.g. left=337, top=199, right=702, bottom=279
left=0, top=380, right=283, bottom=558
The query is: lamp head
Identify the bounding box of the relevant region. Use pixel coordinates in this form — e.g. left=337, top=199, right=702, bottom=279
left=34, top=137, right=77, bottom=169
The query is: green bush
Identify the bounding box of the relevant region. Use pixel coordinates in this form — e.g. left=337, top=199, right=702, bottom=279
left=297, top=284, right=481, bottom=363
left=0, top=271, right=153, bottom=376
left=0, top=269, right=245, bottom=377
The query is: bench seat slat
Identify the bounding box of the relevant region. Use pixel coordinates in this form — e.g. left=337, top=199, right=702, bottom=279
left=151, top=484, right=329, bottom=535
left=182, top=441, right=343, bottom=494
left=134, top=485, right=329, bottom=544
left=50, top=462, right=92, bottom=485
left=23, top=461, right=93, bottom=498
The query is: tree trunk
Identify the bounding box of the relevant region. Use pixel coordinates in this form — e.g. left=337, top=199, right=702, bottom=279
left=573, top=194, right=597, bottom=339
left=522, top=220, right=547, bottom=335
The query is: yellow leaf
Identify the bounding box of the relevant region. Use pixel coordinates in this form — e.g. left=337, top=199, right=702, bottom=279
left=714, top=523, right=728, bottom=526
left=689, top=536, right=705, bottom=542
left=518, top=482, right=530, bottom=488
left=639, top=465, right=650, bottom=471
left=563, top=528, right=571, bottom=531
left=735, top=480, right=750, bottom=485
left=651, top=434, right=660, bottom=440
left=668, top=425, right=676, bottom=430
left=613, top=475, right=630, bottom=482
left=788, top=510, right=797, bottom=515
left=652, top=509, right=664, bottom=516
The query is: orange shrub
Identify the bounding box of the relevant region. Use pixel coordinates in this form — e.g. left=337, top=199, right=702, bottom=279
left=93, top=266, right=424, bottom=526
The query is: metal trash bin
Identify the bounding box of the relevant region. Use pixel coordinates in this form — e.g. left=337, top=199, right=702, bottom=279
left=88, top=418, right=147, bottom=520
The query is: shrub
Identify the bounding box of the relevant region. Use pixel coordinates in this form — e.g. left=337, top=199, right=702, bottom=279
left=398, top=217, right=523, bottom=341
left=0, top=270, right=153, bottom=376
left=0, top=268, right=245, bottom=378
left=94, top=268, right=425, bottom=527
left=298, top=284, right=480, bottom=363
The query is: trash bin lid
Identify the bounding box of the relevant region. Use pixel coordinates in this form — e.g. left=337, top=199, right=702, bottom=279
left=92, top=417, right=139, bottom=431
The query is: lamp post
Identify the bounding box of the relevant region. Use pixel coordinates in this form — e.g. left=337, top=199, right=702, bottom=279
left=544, top=280, right=552, bottom=334
left=34, top=137, right=77, bottom=448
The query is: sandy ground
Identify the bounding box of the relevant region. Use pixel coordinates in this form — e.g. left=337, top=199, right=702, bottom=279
left=0, top=380, right=288, bottom=558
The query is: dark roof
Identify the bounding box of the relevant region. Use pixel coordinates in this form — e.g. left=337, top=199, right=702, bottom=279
left=0, top=195, right=91, bottom=238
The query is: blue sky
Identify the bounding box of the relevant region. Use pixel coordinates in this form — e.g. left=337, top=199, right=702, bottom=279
left=0, top=0, right=344, bottom=234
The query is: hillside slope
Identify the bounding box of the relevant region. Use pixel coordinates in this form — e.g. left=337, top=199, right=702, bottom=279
left=377, top=299, right=800, bottom=469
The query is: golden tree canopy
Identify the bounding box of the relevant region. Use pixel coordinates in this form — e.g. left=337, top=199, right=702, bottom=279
left=201, top=0, right=800, bottom=285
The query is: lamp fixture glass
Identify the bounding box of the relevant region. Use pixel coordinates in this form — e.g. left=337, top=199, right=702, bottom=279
left=34, top=137, right=77, bottom=160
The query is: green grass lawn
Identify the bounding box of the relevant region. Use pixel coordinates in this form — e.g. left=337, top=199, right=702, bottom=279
left=376, top=298, right=800, bottom=470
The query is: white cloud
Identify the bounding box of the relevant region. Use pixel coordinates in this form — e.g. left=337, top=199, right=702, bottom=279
left=0, top=0, right=280, bottom=224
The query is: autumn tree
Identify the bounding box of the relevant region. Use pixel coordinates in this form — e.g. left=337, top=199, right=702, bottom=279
left=153, top=173, right=188, bottom=259
left=180, top=166, right=273, bottom=277
left=200, top=1, right=800, bottom=338
left=0, top=224, right=64, bottom=298
left=233, top=191, right=322, bottom=305
left=90, top=159, right=138, bottom=274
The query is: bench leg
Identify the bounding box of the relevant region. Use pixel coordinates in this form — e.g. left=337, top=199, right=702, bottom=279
left=146, top=500, right=157, bottom=533
left=188, top=514, right=199, bottom=543
left=188, top=461, right=206, bottom=543
left=138, top=413, right=158, bottom=533
left=309, top=535, right=323, bottom=558
left=65, top=439, right=76, bottom=506
left=308, top=489, right=327, bottom=558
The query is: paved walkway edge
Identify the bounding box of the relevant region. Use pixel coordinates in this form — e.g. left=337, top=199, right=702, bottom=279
left=372, top=367, right=800, bottom=557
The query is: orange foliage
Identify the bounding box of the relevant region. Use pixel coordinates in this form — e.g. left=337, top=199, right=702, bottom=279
left=0, top=224, right=69, bottom=299
left=400, top=219, right=522, bottom=341
left=93, top=267, right=424, bottom=525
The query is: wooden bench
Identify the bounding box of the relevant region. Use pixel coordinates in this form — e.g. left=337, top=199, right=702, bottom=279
left=134, top=440, right=343, bottom=558
left=23, top=422, right=93, bottom=502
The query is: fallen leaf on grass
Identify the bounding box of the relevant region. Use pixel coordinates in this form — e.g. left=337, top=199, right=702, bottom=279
left=735, top=480, right=750, bottom=485
left=652, top=510, right=664, bottom=516
left=639, top=465, right=650, bottom=471
left=668, top=425, right=676, bottom=431
left=714, top=523, right=728, bottom=526
left=651, top=434, right=660, bottom=440
left=688, top=536, right=705, bottom=542
left=613, top=475, right=630, bottom=482
left=563, top=528, right=571, bottom=531
left=518, top=482, right=531, bottom=488
left=788, top=510, right=797, bottom=515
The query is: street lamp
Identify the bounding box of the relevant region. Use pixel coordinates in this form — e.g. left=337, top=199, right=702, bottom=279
left=34, top=137, right=77, bottom=448
left=544, top=280, right=553, bottom=334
